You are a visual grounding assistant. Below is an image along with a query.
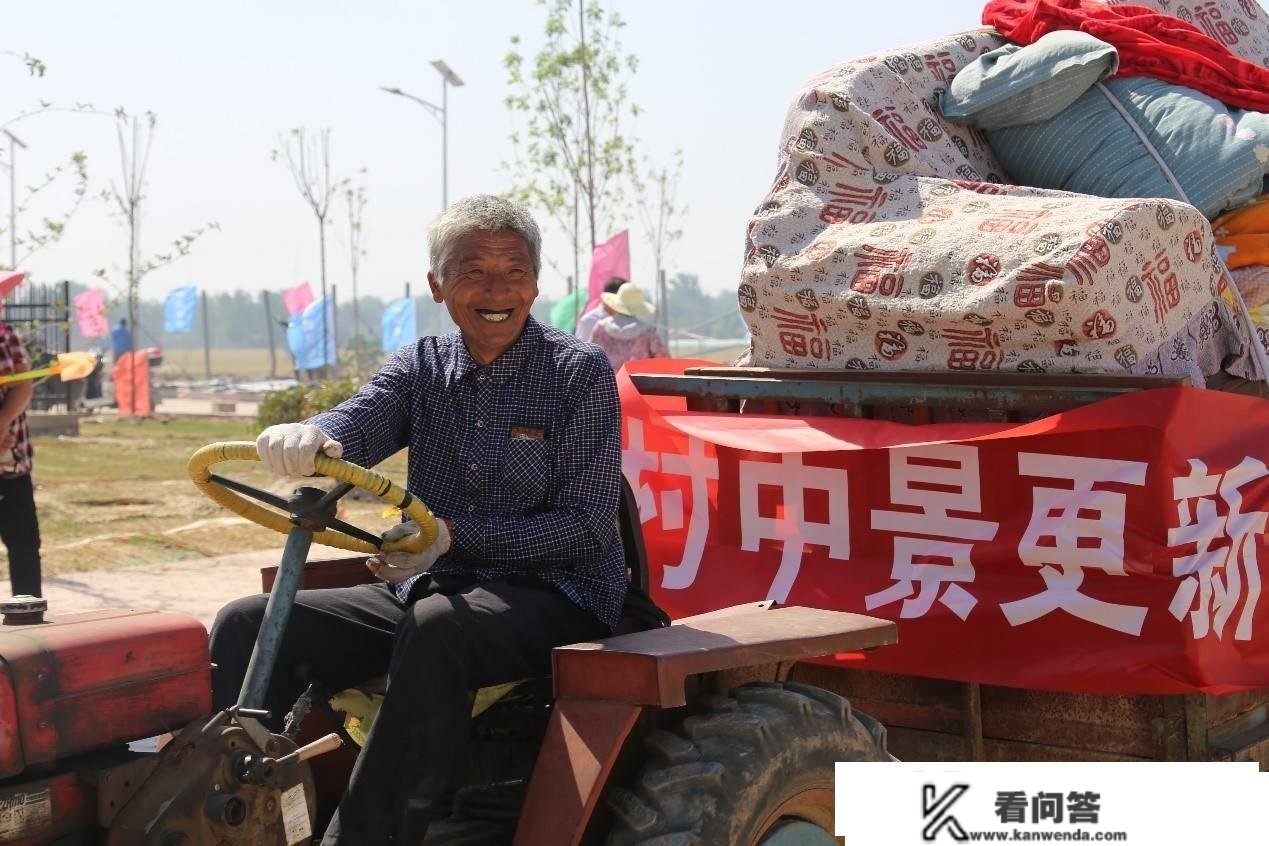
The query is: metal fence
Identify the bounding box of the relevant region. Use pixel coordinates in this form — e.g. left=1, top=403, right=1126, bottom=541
left=1, top=279, right=75, bottom=411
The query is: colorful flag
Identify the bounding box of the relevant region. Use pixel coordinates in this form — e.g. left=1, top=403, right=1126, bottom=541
left=0, top=272, right=24, bottom=299
left=283, top=281, right=314, bottom=316
left=549, top=289, right=587, bottom=333
left=586, top=230, right=631, bottom=308
left=381, top=297, right=416, bottom=353
left=163, top=285, right=199, bottom=334
left=288, top=296, right=335, bottom=370
left=73, top=288, right=109, bottom=338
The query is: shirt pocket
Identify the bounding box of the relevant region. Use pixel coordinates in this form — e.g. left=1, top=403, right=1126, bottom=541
left=499, top=438, right=550, bottom=510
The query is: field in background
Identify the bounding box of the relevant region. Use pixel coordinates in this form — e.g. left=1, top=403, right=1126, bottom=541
left=1, top=419, right=409, bottom=579
left=158, top=347, right=287, bottom=381
left=157, top=342, right=746, bottom=383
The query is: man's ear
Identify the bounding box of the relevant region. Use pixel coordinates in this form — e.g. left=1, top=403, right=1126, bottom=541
left=427, top=270, right=443, bottom=304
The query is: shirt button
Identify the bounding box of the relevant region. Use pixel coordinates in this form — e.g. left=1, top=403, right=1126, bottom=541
left=469, top=463, right=479, bottom=471
left=467, top=504, right=475, bottom=512
left=475, top=420, right=484, bottom=428
left=477, top=373, right=487, bottom=382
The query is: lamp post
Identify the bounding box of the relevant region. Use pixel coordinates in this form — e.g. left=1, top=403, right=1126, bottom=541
left=380, top=59, right=464, bottom=211
left=381, top=60, right=465, bottom=333
left=2, top=130, right=27, bottom=270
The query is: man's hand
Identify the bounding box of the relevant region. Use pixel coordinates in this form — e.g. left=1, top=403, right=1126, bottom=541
left=366, top=519, right=452, bottom=584
left=255, top=423, right=343, bottom=477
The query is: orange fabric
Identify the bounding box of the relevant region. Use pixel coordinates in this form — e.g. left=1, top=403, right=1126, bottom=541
left=1214, top=196, right=1269, bottom=269
left=1219, top=234, right=1269, bottom=270
left=1213, top=195, right=1269, bottom=237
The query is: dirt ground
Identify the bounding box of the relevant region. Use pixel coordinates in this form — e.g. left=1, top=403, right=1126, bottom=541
left=41, top=544, right=357, bottom=629
left=3, top=418, right=407, bottom=628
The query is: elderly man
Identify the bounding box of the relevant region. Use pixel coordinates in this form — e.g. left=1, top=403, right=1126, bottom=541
left=209, top=195, right=624, bottom=843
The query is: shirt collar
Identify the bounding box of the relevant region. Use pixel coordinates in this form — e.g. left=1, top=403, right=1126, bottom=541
left=446, top=316, right=544, bottom=386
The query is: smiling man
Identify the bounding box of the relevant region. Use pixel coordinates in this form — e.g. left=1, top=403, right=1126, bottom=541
left=208, top=195, right=625, bottom=844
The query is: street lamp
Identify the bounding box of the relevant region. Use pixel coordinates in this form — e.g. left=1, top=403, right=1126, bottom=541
left=1, top=130, right=27, bottom=270
left=382, top=60, right=464, bottom=334
left=380, top=58, right=465, bottom=210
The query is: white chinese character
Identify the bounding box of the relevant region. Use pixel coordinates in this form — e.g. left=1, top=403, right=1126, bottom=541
left=866, top=444, right=999, bottom=620
left=1168, top=457, right=1267, bottom=641
left=659, top=437, right=720, bottom=591
left=1000, top=453, right=1149, bottom=635
left=739, top=452, right=850, bottom=603
left=622, top=418, right=660, bottom=523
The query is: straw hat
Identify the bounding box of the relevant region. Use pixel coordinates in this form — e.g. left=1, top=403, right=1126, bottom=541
left=601, top=282, right=656, bottom=320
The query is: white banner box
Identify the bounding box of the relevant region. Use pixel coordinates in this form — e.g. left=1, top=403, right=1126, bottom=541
left=836, top=762, right=1263, bottom=843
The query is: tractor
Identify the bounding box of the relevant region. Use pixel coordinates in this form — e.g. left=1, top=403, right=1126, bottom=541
left=0, top=441, right=896, bottom=845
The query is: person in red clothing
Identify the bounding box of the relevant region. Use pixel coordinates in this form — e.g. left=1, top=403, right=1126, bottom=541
left=0, top=320, right=41, bottom=597
left=983, top=0, right=1269, bottom=112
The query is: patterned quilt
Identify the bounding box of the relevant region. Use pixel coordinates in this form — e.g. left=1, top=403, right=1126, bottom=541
left=737, top=1, right=1269, bottom=385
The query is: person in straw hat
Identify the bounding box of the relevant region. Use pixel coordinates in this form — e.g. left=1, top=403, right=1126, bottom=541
left=589, top=281, right=668, bottom=371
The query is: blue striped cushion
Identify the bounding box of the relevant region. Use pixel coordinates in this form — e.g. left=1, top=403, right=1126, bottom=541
left=987, top=77, right=1269, bottom=219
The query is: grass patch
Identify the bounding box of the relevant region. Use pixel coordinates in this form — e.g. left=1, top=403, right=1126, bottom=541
left=2, top=418, right=410, bottom=579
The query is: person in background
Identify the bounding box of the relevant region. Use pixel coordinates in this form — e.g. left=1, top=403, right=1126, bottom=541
left=0, top=320, right=41, bottom=597
left=589, top=281, right=668, bottom=372
left=574, top=276, right=626, bottom=342
left=110, top=317, right=131, bottom=361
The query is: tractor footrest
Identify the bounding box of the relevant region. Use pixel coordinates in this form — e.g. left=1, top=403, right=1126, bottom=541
left=552, top=605, right=897, bottom=707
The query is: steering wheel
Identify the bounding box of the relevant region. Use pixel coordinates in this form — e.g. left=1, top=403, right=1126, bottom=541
left=187, top=441, right=438, bottom=554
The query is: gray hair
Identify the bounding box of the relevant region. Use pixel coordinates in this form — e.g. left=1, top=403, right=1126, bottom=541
left=427, top=194, right=542, bottom=278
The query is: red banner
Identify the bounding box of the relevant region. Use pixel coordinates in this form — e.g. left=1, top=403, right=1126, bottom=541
left=621, top=361, right=1269, bottom=694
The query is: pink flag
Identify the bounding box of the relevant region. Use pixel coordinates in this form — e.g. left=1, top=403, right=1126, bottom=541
left=283, top=281, right=314, bottom=316
left=0, top=272, right=24, bottom=299
left=586, top=230, right=631, bottom=308
left=74, top=288, right=110, bottom=338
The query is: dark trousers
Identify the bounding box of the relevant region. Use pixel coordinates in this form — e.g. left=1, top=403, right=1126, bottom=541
left=0, top=473, right=41, bottom=597
left=208, top=575, right=608, bottom=845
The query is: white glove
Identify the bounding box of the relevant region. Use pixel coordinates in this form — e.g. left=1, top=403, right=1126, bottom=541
left=366, top=519, right=452, bottom=584
left=255, top=423, right=343, bottom=477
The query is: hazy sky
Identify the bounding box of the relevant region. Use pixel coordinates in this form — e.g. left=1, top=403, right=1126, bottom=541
left=4, top=0, right=988, bottom=312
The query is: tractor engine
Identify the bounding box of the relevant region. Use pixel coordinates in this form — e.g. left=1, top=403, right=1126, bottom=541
left=0, top=596, right=210, bottom=843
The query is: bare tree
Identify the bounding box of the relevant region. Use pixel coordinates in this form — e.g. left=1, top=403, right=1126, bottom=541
left=273, top=128, right=346, bottom=375
left=636, top=149, right=686, bottom=344
left=344, top=169, right=368, bottom=379
left=96, top=109, right=218, bottom=413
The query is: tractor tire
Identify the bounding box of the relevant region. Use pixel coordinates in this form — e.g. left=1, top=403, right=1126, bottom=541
left=604, top=682, right=891, bottom=846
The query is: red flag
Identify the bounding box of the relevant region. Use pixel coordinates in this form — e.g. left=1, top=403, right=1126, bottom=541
left=0, top=272, right=25, bottom=299
left=586, top=231, right=631, bottom=309
left=283, top=281, right=314, bottom=316
left=74, top=288, right=109, bottom=338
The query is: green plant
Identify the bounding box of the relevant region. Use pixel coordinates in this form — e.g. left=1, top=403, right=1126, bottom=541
left=256, top=379, right=357, bottom=428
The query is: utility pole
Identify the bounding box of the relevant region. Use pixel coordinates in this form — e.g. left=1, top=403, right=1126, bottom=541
left=2, top=130, right=27, bottom=269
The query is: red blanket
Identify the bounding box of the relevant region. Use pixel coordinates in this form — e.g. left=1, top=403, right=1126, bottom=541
left=983, top=0, right=1269, bottom=112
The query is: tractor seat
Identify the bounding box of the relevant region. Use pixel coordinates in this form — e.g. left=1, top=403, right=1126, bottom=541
left=330, top=477, right=667, bottom=744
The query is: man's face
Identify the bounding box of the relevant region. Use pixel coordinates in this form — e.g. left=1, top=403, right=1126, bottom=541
left=428, top=230, right=538, bottom=364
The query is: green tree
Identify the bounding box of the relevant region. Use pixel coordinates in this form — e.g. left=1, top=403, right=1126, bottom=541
left=0, top=51, right=95, bottom=270
left=504, top=0, right=641, bottom=286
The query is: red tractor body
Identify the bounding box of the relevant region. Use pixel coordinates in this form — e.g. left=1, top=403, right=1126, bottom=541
left=0, top=608, right=209, bottom=843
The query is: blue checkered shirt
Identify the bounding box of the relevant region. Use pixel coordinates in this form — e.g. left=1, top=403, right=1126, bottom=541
left=308, top=317, right=627, bottom=629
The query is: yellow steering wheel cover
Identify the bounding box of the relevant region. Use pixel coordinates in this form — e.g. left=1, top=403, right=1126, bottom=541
left=187, top=441, right=438, bottom=554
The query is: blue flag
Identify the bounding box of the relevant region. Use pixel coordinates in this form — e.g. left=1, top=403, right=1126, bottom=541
left=288, top=296, right=335, bottom=370
left=381, top=297, right=416, bottom=353
left=163, top=285, right=198, bottom=334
